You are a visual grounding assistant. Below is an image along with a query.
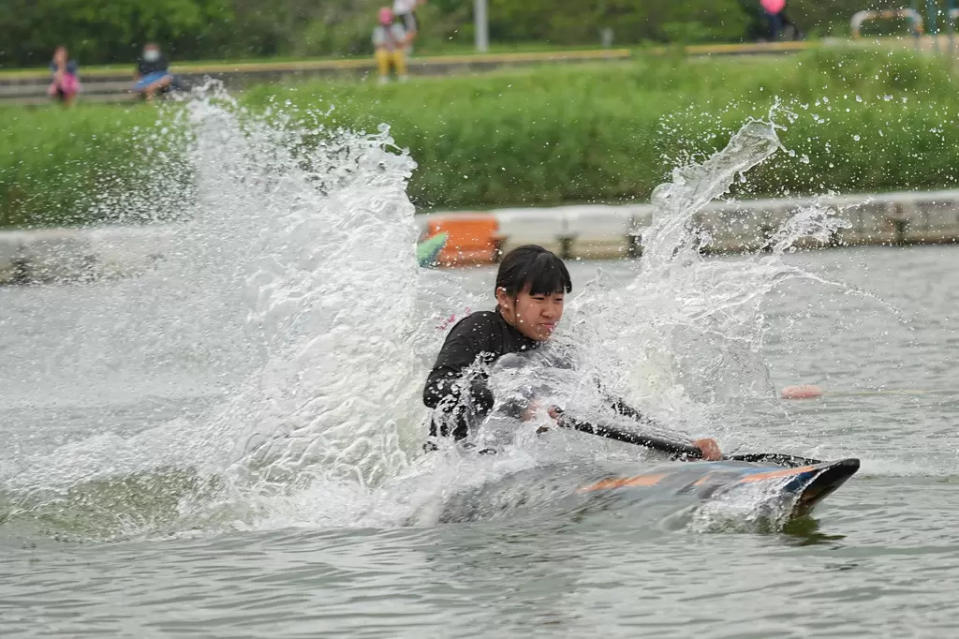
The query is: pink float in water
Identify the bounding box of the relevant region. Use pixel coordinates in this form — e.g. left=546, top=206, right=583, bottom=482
left=781, top=384, right=823, bottom=400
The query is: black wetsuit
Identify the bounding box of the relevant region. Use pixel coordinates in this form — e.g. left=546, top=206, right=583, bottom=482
left=423, top=310, right=538, bottom=440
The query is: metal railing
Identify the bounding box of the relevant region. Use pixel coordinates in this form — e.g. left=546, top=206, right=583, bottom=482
left=850, top=9, right=923, bottom=38
left=851, top=3, right=958, bottom=57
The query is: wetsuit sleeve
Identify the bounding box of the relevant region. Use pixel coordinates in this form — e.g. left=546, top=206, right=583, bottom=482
left=423, top=313, right=496, bottom=414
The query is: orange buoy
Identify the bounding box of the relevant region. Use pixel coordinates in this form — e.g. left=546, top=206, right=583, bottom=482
left=781, top=384, right=823, bottom=400
left=427, top=214, right=502, bottom=267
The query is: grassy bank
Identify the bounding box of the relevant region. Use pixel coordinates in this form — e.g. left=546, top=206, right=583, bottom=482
left=243, top=46, right=959, bottom=210
left=3, top=46, right=959, bottom=227
left=0, top=105, right=191, bottom=228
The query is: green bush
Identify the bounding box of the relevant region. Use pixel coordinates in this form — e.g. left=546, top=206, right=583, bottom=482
left=242, top=46, right=959, bottom=209
left=2, top=46, right=958, bottom=228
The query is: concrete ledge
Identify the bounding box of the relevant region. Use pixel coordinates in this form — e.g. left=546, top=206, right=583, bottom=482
left=490, top=204, right=647, bottom=259
left=20, top=232, right=95, bottom=282
left=3, top=190, right=959, bottom=284
left=0, top=231, right=26, bottom=283
left=0, top=225, right=179, bottom=285
left=420, top=189, right=959, bottom=260
left=695, top=190, right=959, bottom=251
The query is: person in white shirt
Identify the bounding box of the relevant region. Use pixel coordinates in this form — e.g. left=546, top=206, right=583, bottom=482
left=392, top=0, right=424, bottom=50
left=372, top=8, right=409, bottom=84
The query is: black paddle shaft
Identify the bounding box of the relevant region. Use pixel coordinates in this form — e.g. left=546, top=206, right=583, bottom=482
left=556, top=414, right=704, bottom=459
left=555, top=412, right=825, bottom=468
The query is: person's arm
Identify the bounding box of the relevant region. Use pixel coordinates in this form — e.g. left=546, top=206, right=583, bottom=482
left=692, top=438, right=722, bottom=460
left=423, top=313, right=496, bottom=414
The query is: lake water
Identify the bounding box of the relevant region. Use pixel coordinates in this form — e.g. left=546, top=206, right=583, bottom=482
left=3, top=245, right=958, bottom=638
left=2, top=93, right=958, bottom=637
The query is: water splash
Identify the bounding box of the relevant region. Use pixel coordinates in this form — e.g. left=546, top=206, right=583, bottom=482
left=689, top=477, right=801, bottom=534
left=1, top=96, right=861, bottom=540
left=643, top=118, right=784, bottom=264
left=553, top=115, right=852, bottom=452
left=2, top=84, right=426, bottom=539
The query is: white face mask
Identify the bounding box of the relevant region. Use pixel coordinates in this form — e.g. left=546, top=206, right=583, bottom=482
left=143, top=49, right=160, bottom=62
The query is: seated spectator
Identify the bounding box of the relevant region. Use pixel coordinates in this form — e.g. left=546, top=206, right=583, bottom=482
left=133, top=43, right=175, bottom=101
left=761, top=0, right=785, bottom=40
left=760, top=0, right=802, bottom=41
left=48, top=46, right=79, bottom=106
left=373, top=8, right=408, bottom=84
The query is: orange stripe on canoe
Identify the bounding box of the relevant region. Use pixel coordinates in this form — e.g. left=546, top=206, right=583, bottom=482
left=578, top=473, right=667, bottom=492
left=737, top=465, right=817, bottom=483
left=692, top=473, right=714, bottom=487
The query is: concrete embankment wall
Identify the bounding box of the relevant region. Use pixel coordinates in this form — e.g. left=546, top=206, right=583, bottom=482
left=417, top=189, right=959, bottom=262
left=2, top=189, right=958, bottom=284
left=0, top=226, right=178, bottom=284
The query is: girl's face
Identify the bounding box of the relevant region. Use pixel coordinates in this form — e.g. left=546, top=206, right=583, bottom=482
left=496, top=285, right=564, bottom=341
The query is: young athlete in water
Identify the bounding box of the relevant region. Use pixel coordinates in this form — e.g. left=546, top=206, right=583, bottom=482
left=423, top=244, right=722, bottom=459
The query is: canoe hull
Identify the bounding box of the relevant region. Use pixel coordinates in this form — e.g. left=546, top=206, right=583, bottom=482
left=579, top=458, right=859, bottom=507
left=438, top=458, right=859, bottom=526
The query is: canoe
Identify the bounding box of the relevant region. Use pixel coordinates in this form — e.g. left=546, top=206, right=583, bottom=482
left=438, top=456, right=859, bottom=525
left=578, top=457, right=859, bottom=510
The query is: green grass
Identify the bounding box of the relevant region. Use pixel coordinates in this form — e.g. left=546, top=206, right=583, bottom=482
left=243, top=45, right=959, bottom=209
left=0, top=104, right=189, bottom=227
left=2, top=45, right=959, bottom=228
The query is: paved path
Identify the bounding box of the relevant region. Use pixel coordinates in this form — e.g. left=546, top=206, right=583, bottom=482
left=0, top=42, right=814, bottom=105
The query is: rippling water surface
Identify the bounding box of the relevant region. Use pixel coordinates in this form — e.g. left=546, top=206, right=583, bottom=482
left=2, top=90, right=958, bottom=637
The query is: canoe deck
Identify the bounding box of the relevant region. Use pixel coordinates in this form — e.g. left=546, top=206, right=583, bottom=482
left=580, top=458, right=859, bottom=510
left=437, top=457, right=859, bottom=525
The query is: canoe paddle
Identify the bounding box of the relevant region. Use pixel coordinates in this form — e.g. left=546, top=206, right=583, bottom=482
left=552, top=409, right=823, bottom=468
left=554, top=410, right=705, bottom=459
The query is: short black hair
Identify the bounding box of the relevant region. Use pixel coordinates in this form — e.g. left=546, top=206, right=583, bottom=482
left=495, top=245, right=572, bottom=298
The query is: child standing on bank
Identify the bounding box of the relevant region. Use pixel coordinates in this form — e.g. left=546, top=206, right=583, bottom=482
left=372, top=8, right=408, bottom=84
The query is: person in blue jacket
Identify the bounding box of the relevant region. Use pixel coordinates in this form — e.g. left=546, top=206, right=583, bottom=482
left=133, top=43, right=176, bottom=101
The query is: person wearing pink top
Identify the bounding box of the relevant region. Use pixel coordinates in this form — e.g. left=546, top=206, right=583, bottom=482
left=48, top=46, right=80, bottom=106
left=760, top=0, right=801, bottom=41
left=393, top=0, right=425, bottom=50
